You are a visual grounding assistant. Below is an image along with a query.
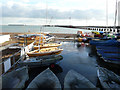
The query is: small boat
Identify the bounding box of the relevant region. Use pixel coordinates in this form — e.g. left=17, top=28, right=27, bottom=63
left=101, top=57, right=120, bottom=64
left=19, top=55, right=63, bottom=67
left=34, top=43, right=62, bottom=49
left=97, top=50, right=120, bottom=57
left=97, top=67, right=120, bottom=88
left=96, top=46, right=120, bottom=50
left=90, top=39, right=120, bottom=46
left=27, top=68, right=61, bottom=89
left=1, top=66, right=29, bottom=88
left=64, top=70, right=96, bottom=88
left=97, top=49, right=120, bottom=55
left=27, top=47, right=63, bottom=57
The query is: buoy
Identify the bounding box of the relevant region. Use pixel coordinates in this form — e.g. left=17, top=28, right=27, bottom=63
left=81, top=42, right=85, bottom=46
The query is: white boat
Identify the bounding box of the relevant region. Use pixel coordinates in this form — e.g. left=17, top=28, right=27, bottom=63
left=19, top=55, right=63, bottom=67
left=64, top=70, right=96, bottom=89
left=97, top=67, right=120, bottom=88
left=27, top=68, right=61, bottom=89
left=0, top=66, right=29, bottom=88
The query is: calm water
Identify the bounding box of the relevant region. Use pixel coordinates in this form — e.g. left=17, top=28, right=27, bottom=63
left=1, top=25, right=91, bottom=34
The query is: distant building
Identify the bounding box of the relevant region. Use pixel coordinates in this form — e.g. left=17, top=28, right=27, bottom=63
left=118, top=1, right=120, bottom=26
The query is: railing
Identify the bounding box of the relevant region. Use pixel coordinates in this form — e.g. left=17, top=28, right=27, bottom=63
left=0, top=42, right=35, bottom=76
left=0, top=50, right=21, bottom=76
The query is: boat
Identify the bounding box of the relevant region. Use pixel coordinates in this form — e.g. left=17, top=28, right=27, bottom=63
left=26, top=68, right=61, bottom=89
left=101, top=57, right=120, bottom=64
left=64, top=70, right=96, bottom=88
left=34, top=43, right=62, bottom=49
left=90, top=39, right=120, bottom=46
left=27, top=47, right=63, bottom=57
left=97, top=50, right=120, bottom=57
left=19, top=55, right=63, bottom=67
left=1, top=66, right=29, bottom=88
left=97, top=49, right=120, bottom=56
left=97, top=67, right=120, bottom=88
left=96, top=46, right=120, bottom=50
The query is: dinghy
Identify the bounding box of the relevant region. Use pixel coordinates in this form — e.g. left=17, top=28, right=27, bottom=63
left=64, top=70, right=96, bottom=89
left=27, top=68, right=61, bottom=89
left=101, top=57, right=120, bottom=64
left=1, top=66, right=29, bottom=89
left=19, top=55, right=63, bottom=67
left=34, top=43, right=62, bottom=49
left=27, top=47, right=63, bottom=57
left=97, top=67, right=120, bottom=88
left=90, top=39, right=120, bottom=46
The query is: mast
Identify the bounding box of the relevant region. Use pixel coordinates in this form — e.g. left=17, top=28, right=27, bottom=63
left=114, top=0, right=118, bottom=27
left=106, top=0, right=108, bottom=27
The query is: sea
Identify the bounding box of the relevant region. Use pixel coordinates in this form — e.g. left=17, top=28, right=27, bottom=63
left=1, top=25, right=91, bottom=34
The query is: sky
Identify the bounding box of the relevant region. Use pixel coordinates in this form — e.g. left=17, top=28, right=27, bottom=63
left=1, top=0, right=120, bottom=26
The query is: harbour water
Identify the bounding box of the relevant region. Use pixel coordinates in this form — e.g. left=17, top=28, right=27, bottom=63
left=1, top=25, right=91, bottom=34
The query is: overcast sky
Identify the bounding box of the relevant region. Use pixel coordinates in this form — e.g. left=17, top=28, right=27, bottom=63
left=1, top=0, right=120, bottom=26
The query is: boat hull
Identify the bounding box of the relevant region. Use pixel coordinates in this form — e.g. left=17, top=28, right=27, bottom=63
left=27, top=49, right=63, bottom=57
left=64, top=70, right=96, bottom=88
left=27, top=68, right=61, bottom=89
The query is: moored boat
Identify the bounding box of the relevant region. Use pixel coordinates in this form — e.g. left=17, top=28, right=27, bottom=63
left=90, top=39, right=120, bottom=46
left=27, top=47, right=63, bottom=57
left=64, top=70, right=96, bottom=89
left=26, top=68, right=61, bottom=89
left=19, top=55, right=63, bottom=67
left=96, top=46, right=120, bottom=50
left=101, top=56, right=120, bottom=64
left=97, top=67, right=120, bottom=88
left=0, top=66, right=29, bottom=89
left=34, top=43, right=62, bottom=49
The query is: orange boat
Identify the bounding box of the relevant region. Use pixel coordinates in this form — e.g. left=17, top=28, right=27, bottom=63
left=27, top=47, right=63, bottom=57
left=34, top=43, right=62, bottom=49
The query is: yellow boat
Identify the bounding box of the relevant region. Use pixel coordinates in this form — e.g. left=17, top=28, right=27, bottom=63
left=34, top=43, right=62, bottom=49
left=18, top=40, right=35, bottom=43
left=27, top=47, right=63, bottom=57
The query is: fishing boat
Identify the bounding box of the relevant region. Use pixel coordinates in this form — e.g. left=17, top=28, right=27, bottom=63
left=34, top=43, right=62, bottom=49
left=27, top=68, right=61, bottom=89
left=97, top=67, right=120, bottom=88
left=90, top=39, right=120, bottom=46
left=19, top=55, right=63, bottom=67
left=64, top=70, right=96, bottom=88
left=27, top=47, right=63, bottom=57
left=1, top=66, right=29, bottom=89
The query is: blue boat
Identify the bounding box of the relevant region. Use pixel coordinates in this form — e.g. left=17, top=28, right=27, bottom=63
left=96, top=46, right=120, bottom=50
left=90, top=39, right=120, bottom=46
left=97, top=49, right=120, bottom=54
left=97, top=51, right=120, bottom=57
left=101, top=57, right=120, bottom=64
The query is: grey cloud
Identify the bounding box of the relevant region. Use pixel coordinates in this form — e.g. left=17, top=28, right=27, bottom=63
left=2, top=3, right=105, bottom=20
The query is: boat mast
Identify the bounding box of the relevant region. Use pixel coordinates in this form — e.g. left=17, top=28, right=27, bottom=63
left=114, top=0, right=118, bottom=27
left=106, top=0, right=108, bottom=28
